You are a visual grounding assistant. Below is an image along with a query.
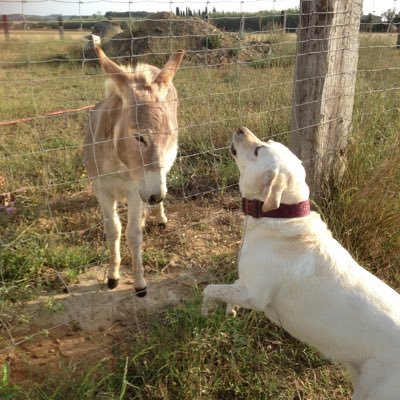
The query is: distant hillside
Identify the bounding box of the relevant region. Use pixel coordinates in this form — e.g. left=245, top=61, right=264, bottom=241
left=6, top=14, right=76, bottom=21
left=5, top=12, right=151, bottom=22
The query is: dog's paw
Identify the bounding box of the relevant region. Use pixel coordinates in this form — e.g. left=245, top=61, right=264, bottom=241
left=225, top=304, right=237, bottom=317
left=201, top=296, right=215, bottom=316
left=201, top=303, right=210, bottom=316
left=201, top=297, right=213, bottom=316
left=202, top=286, right=221, bottom=316
left=201, top=297, right=220, bottom=316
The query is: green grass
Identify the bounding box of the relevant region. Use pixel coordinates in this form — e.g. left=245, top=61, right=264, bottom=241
left=0, top=227, right=106, bottom=303
left=98, top=300, right=348, bottom=400
left=1, top=298, right=350, bottom=400
left=0, top=31, right=399, bottom=398
left=321, top=33, right=400, bottom=282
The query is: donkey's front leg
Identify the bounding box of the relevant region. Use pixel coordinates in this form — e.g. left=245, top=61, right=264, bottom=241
left=202, top=282, right=254, bottom=316
left=95, top=189, right=122, bottom=290
left=152, top=201, right=168, bottom=228
left=126, top=194, right=147, bottom=297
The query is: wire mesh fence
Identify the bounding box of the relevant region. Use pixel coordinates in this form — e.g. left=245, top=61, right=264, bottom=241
left=0, top=0, right=399, bottom=395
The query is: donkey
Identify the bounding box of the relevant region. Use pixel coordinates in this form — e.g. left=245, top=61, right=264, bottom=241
left=83, top=46, right=184, bottom=296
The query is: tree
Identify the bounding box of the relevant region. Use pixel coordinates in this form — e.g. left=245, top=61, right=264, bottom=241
left=382, top=8, right=396, bottom=22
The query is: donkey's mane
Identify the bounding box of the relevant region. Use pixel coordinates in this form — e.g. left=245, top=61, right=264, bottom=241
left=104, top=63, right=158, bottom=98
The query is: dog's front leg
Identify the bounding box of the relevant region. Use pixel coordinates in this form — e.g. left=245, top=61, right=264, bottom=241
left=225, top=279, right=239, bottom=316
left=202, top=282, right=254, bottom=316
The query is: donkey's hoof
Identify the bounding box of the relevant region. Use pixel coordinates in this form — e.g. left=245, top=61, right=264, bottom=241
left=108, top=278, right=119, bottom=289
left=158, top=222, right=167, bottom=229
left=135, top=287, right=147, bottom=297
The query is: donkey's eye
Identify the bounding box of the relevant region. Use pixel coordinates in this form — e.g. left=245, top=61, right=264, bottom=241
left=135, top=135, right=148, bottom=147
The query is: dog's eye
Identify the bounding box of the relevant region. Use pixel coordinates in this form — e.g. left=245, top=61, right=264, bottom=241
left=254, top=145, right=263, bottom=156
left=230, top=144, right=237, bottom=156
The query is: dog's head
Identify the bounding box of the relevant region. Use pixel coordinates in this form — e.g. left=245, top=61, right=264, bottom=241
left=230, top=127, right=310, bottom=211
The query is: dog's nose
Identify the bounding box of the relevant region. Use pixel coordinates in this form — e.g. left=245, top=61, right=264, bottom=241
left=235, top=126, right=250, bottom=142
left=236, top=126, right=246, bottom=135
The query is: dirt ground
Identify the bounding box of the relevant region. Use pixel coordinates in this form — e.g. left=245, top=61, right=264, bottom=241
left=0, top=195, right=243, bottom=385
left=97, top=12, right=272, bottom=65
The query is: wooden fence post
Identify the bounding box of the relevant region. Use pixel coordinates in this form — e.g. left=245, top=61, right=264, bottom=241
left=58, top=16, right=64, bottom=40
left=239, top=14, right=245, bottom=39
left=397, top=25, right=400, bottom=49
left=3, top=15, right=10, bottom=41
left=281, top=10, right=287, bottom=32
left=289, top=0, right=362, bottom=203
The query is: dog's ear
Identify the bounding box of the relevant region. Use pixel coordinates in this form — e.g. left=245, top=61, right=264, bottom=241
left=262, top=171, right=286, bottom=212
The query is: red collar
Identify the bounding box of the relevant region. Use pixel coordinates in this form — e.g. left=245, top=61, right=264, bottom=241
left=242, top=198, right=311, bottom=219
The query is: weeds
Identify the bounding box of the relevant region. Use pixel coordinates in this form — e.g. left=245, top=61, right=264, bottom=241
left=0, top=362, right=21, bottom=400
left=0, top=32, right=398, bottom=398
left=0, top=228, right=105, bottom=303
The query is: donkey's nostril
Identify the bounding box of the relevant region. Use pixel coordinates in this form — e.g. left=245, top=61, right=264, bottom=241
left=148, top=194, right=162, bottom=205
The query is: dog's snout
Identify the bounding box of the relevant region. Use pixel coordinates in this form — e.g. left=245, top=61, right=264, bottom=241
left=234, top=126, right=251, bottom=143
left=236, top=126, right=246, bottom=135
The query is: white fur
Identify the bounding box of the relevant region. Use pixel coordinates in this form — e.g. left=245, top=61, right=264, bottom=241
left=202, top=127, right=400, bottom=400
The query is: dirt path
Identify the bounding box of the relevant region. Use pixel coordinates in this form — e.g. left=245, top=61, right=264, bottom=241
left=1, top=265, right=207, bottom=385
left=0, top=196, right=242, bottom=386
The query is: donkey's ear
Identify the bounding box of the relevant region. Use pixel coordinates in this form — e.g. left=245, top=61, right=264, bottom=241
left=262, top=171, right=286, bottom=212
left=95, top=46, right=132, bottom=94
left=153, top=49, right=185, bottom=88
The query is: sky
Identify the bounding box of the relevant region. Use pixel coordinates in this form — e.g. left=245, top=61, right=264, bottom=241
left=0, top=0, right=397, bottom=18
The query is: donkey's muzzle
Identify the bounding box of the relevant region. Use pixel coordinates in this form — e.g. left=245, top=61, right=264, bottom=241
left=148, top=193, right=164, bottom=205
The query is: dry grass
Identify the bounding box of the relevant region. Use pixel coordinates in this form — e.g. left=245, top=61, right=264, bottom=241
left=0, top=30, right=399, bottom=399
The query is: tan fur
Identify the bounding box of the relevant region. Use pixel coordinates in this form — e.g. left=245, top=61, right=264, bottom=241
left=104, top=64, right=159, bottom=98
left=84, top=47, right=184, bottom=293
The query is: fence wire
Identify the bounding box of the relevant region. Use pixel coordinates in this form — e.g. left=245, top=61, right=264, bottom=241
left=0, top=0, right=399, bottom=391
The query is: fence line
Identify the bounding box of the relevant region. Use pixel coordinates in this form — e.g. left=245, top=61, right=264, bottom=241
left=0, top=0, right=399, bottom=392
left=0, top=104, right=94, bottom=125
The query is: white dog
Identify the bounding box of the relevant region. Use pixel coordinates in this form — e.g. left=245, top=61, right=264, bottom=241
left=202, top=126, right=400, bottom=400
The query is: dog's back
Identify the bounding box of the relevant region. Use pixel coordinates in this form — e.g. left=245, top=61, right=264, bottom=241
left=252, top=213, right=400, bottom=364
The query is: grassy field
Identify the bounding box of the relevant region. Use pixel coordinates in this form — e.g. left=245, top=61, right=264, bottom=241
left=0, top=29, right=399, bottom=399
